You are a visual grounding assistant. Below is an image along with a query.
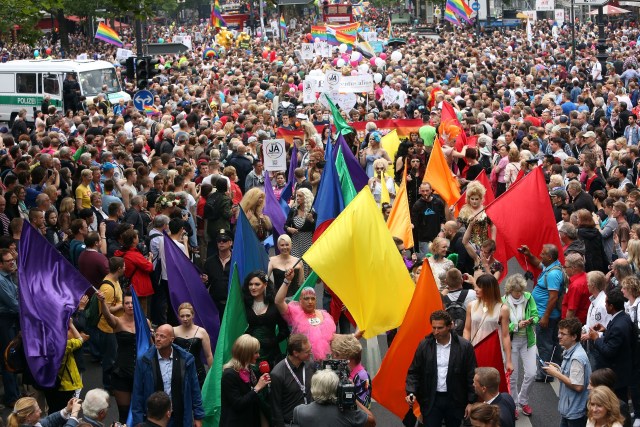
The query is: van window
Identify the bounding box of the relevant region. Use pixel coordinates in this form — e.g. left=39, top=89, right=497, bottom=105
left=0, top=74, right=14, bottom=93
left=16, top=73, right=37, bottom=94
left=43, top=74, right=60, bottom=96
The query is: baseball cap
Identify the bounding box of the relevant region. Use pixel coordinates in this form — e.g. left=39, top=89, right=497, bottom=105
left=549, top=188, right=567, bottom=199
left=583, top=131, right=596, bottom=138
left=102, top=163, right=115, bottom=171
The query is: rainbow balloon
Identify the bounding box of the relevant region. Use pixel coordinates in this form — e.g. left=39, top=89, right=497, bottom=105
left=203, top=48, right=216, bottom=59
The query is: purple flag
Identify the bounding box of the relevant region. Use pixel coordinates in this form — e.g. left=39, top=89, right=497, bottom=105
left=279, top=142, right=299, bottom=215
left=287, top=142, right=299, bottom=185
left=334, top=135, right=368, bottom=192
left=263, top=171, right=286, bottom=236
left=18, top=222, right=90, bottom=387
left=163, top=234, right=220, bottom=348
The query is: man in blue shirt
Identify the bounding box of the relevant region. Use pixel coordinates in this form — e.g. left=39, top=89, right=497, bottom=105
left=520, top=244, right=564, bottom=382
left=0, top=248, right=21, bottom=406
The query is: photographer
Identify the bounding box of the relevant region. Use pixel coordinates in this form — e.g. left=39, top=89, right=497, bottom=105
left=330, top=335, right=372, bottom=408
left=292, top=369, right=376, bottom=427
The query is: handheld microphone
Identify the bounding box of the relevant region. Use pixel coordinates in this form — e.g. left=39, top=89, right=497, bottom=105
left=259, top=361, right=271, bottom=391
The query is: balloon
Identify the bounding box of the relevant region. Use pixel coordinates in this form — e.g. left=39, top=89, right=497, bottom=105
left=351, top=70, right=358, bottom=76
left=262, top=51, right=269, bottom=59
left=298, top=83, right=303, bottom=90
left=370, top=57, right=377, bottom=66
left=350, top=60, right=359, bottom=67
left=45, top=48, right=52, bottom=55
left=339, top=43, right=348, bottom=53
left=375, top=57, right=385, bottom=67
left=358, top=63, right=370, bottom=73
left=257, top=31, right=262, bottom=37
left=34, top=50, right=39, bottom=58
left=391, top=51, right=402, bottom=62
left=350, top=51, right=362, bottom=62
left=374, top=73, right=382, bottom=83
left=315, top=37, right=321, bottom=43
left=332, top=58, right=339, bottom=66
left=158, top=38, right=164, bottom=43
left=306, top=33, right=313, bottom=41
left=341, top=53, right=350, bottom=61
left=337, top=58, right=346, bottom=67
left=159, top=56, right=165, bottom=64
left=379, top=52, right=387, bottom=60
left=263, top=36, right=268, bottom=42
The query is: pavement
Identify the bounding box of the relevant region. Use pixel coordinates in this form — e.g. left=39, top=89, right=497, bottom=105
left=0, top=258, right=563, bottom=426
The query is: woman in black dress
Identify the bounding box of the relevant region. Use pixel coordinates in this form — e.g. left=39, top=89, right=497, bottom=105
left=98, top=290, right=147, bottom=423
left=242, top=271, right=290, bottom=369
left=173, top=302, right=214, bottom=388
left=220, top=334, right=271, bottom=427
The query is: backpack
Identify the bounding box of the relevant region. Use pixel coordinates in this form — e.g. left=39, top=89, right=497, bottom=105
left=443, top=289, right=469, bottom=336
left=4, top=332, right=26, bottom=373
left=542, top=265, right=570, bottom=312
left=85, top=280, right=116, bottom=328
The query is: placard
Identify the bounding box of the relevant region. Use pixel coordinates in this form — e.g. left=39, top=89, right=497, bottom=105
left=301, top=43, right=315, bottom=60
left=303, top=79, right=317, bottom=104
left=262, top=139, right=287, bottom=171
left=554, top=9, right=565, bottom=24
left=359, top=31, right=378, bottom=42
left=116, top=48, right=134, bottom=61
left=339, top=74, right=374, bottom=93
left=523, top=10, right=537, bottom=20
left=535, top=0, right=554, bottom=11
left=325, top=70, right=342, bottom=92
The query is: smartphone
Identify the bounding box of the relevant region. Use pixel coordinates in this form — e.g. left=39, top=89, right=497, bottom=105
left=537, top=356, right=546, bottom=366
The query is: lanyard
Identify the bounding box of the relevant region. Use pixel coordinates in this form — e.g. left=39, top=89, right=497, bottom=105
left=284, top=358, right=307, bottom=404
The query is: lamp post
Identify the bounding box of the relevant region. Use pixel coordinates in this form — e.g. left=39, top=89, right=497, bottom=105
left=595, top=4, right=607, bottom=79
left=571, top=0, right=576, bottom=66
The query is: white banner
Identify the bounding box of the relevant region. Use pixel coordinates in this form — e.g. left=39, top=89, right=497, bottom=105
left=303, top=79, right=317, bottom=104
left=300, top=43, right=315, bottom=60
left=554, top=8, right=565, bottom=24
left=115, top=48, right=134, bottom=61
left=523, top=10, right=537, bottom=20
left=338, top=74, right=374, bottom=93
left=359, top=31, right=378, bottom=42
left=262, top=139, right=287, bottom=171
left=173, top=35, right=193, bottom=50
left=535, top=0, right=554, bottom=11
left=315, top=41, right=331, bottom=58
left=325, top=70, right=342, bottom=92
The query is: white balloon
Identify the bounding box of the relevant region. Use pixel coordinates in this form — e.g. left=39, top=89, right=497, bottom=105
left=350, top=51, right=362, bottom=62
left=315, top=37, right=321, bottom=43
left=339, top=43, right=348, bottom=53
left=374, top=73, right=382, bottom=83
left=391, top=51, right=403, bottom=62
left=358, top=63, right=370, bottom=73
left=375, top=57, right=385, bottom=67
left=337, top=58, right=346, bottom=67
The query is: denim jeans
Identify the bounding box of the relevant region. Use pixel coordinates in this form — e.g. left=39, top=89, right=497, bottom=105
left=560, top=415, right=587, bottom=427
left=536, top=317, right=560, bottom=379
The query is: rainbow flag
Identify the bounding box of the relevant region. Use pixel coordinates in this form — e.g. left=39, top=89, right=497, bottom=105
left=212, top=0, right=227, bottom=28
left=326, top=23, right=359, bottom=47
left=279, top=14, right=287, bottom=37
left=311, top=25, right=328, bottom=41
left=353, top=3, right=365, bottom=16
left=143, top=105, right=161, bottom=116
left=387, top=16, right=392, bottom=38
left=95, top=22, right=123, bottom=47
left=444, top=6, right=462, bottom=25
left=446, top=0, right=473, bottom=24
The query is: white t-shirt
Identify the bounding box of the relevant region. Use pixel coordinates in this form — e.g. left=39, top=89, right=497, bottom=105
left=446, top=288, right=477, bottom=307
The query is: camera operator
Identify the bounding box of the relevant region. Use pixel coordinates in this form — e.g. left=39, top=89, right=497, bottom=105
left=292, top=369, right=376, bottom=427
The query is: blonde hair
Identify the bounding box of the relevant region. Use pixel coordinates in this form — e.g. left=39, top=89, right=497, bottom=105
left=8, top=397, right=38, bottom=427
left=588, top=386, right=624, bottom=426
left=627, top=239, right=640, bottom=269
left=59, top=197, right=75, bottom=214
left=240, top=188, right=265, bottom=215
left=277, top=234, right=292, bottom=245
left=294, top=188, right=314, bottom=217
left=330, top=334, right=363, bottom=363
left=372, top=158, right=388, bottom=172
left=466, top=181, right=486, bottom=203
left=621, top=275, right=640, bottom=299
left=223, top=334, right=260, bottom=371
left=429, top=237, right=449, bottom=257
left=178, top=302, right=195, bottom=316
left=504, top=274, right=527, bottom=295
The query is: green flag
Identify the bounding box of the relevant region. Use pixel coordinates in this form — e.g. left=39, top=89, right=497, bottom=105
left=335, top=146, right=358, bottom=206
left=291, top=271, right=320, bottom=301
left=324, top=94, right=354, bottom=136
left=72, top=145, right=86, bottom=162
left=201, top=264, right=248, bottom=427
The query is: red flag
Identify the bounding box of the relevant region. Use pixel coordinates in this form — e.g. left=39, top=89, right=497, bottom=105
left=474, top=330, right=508, bottom=393
left=485, top=167, right=564, bottom=278
left=371, top=260, right=444, bottom=418
left=453, top=169, right=495, bottom=215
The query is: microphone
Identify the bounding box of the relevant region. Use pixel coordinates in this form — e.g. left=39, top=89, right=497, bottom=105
left=259, top=361, right=271, bottom=391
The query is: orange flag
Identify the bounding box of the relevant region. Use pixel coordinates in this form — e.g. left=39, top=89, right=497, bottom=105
left=371, top=260, right=443, bottom=419
left=422, top=138, right=460, bottom=206
left=387, top=162, right=414, bottom=249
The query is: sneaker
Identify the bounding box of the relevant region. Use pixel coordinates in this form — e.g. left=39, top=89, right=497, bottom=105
left=521, top=405, right=533, bottom=416
left=632, top=418, right=640, bottom=427
left=515, top=409, right=519, bottom=420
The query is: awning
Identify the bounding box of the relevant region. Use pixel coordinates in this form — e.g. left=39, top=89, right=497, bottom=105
left=278, top=0, right=314, bottom=5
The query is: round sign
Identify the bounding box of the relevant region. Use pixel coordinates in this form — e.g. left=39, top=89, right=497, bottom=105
left=264, top=139, right=285, bottom=160
left=472, top=2, right=480, bottom=10
left=133, top=90, right=154, bottom=112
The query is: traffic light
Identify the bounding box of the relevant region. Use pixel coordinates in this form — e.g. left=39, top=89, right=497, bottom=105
left=120, top=57, right=135, bottom=82
left=135, top=56, right=149, bottom=89
left=148, top=58, right=160, bottom=81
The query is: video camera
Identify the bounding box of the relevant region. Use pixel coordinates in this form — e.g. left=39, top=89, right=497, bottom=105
left=321, top=359, right=357, bottom=411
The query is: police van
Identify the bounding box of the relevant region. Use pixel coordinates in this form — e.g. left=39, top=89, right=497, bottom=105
left=0, top=59, right=131, bottom=125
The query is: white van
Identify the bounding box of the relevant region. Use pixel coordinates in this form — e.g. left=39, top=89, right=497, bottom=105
left=0, top=59, right=131, bottom=125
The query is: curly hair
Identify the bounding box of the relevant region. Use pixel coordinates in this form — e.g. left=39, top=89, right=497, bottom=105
left=240, top=188, right=265, bottom=215
left=465, top=181, right=486, bottom=202
left=293, top=188, right=314, bottom=217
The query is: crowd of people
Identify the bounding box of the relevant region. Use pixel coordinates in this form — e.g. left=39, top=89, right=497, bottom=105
left=0, top=4, right=639, bottom=427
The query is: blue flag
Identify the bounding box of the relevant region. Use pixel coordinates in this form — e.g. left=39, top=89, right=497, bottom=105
left=163, top=233, right=220, bottom=347
left=126, top=287, right=151, bottom=426
left=18, top=222, right=90, bottom=387
left=314, top=138, right=345, bottom=232
left=229, top=209, right=270, bottom=288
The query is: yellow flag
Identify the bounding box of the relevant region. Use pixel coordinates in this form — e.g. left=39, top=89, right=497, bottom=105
left=380, top=174, right=390, bottom=205
left=381, top=129, right=401, bottom=177
left=303, top=189, right=415, bottom=339
left=387, top=163, right=414, bottom=248
left=422, top=138, right=460, bottom=206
